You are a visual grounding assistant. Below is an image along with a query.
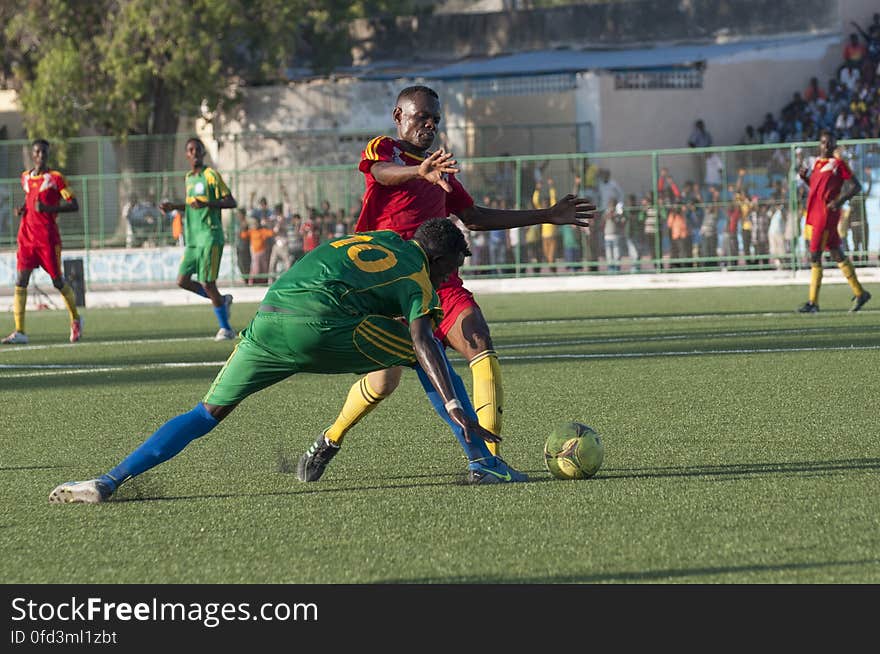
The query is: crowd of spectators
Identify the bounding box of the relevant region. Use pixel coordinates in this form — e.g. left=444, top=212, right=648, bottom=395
left=741, top=14, right=880, bottom=146
left=235, top=190, right=357, bottom=284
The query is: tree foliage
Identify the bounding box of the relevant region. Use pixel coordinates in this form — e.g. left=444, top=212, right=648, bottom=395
left=3, top=0, right=419, bottom=142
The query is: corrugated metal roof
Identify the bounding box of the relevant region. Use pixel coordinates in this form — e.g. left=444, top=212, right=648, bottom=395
left=348, top=32, right=840, bottom=81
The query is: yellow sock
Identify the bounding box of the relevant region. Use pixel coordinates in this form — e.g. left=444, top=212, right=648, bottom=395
left=837, top=259, right=864, bottom=297
left=809, top=264, right=822, bottom=305
left=13, top=286, right=27, bottom=333
left=59, top=284, right=80, bottom=322
left=470, top=350, right=503, bottom=455
left=324, top=376, right=386, bottom=445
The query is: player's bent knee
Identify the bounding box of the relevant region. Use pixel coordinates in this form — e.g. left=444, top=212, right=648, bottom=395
left=366, top=367, right=402, bottom=395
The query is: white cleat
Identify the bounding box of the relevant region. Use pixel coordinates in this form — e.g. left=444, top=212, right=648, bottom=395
left=214, top=327, right=236, bottom=341
left=48, top=480, right=111, bottom=504
left=1, top=331, right=29, bottom=345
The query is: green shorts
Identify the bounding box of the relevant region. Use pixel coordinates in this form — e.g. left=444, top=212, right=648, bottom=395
left=202, top=310, right=417, bottom=406
left=178, top=242, right=223, bottom=283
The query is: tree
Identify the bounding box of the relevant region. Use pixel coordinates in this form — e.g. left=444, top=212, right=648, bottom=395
left=4, top=0, right=420, bottom=142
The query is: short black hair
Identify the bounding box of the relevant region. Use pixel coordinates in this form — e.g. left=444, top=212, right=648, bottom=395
left=186, top=137, right=205, bottom=150
left=32, top=139, right=50, bottom=149
left=397, top=85, right=439, bottom=105
left=413, top=217, right=470, bottom=261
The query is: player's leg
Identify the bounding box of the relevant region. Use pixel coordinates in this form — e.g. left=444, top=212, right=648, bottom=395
left=298, top=314, right=424, bottom=482
left=831, top=246, right=871, bottom=311
left=325, top=367, right=401, bottom=446
left=2, top=265, right=32, bottom=344
left=799, top=224, right=823, bottom=312
left=413, top=352, right=526, bottom=484
left=46, top=245, right=83, bottom=342
left=49, top=326, right=295, bottom=503
left=199, top=243, right=235, bottom=339
left=439, top=286, right=503, bottom=455
left=177, top=247, right=209, bottom=297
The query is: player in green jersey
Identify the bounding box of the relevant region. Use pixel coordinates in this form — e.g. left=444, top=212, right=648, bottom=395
left=48, top=218, right=526, bottom=504
left=160, top=138, right=238, bottom=341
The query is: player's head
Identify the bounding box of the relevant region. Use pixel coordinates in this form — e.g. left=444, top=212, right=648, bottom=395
left=393, top=85, right=441, bottom=152
left=818, top=129, right=836, bottom=157
left=412, top=217, right=470, bottom=288
left=185, top=137, right=206, bottom=167
left=31, top=139, right=50, bottom=169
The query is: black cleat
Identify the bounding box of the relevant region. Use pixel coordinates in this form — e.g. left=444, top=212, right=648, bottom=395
left=850, top=291, right=871, bottom=313
left=798, top=302, right=819, bottom=313
left=296, top=433, right=340, bottom=482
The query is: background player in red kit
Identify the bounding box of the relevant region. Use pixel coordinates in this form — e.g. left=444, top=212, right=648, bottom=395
left=2, top=139, right=82, bottom=345
left=311, top=85, right=594, bottom=467
left=798, top=129, right=870, bottom=313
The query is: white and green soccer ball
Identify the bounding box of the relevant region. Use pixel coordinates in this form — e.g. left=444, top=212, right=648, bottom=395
left=543, top=421, right=604, bottom=480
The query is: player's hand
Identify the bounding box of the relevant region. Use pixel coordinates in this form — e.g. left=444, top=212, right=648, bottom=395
left=548, top=193, right=597, bottom=227
left=419, top=148, right=459, bottom=193
left=16, top=204, right=26, bottom=217
left=159, top=201, right=173, bottom=212
left=448, top=407, right=501, bottom=445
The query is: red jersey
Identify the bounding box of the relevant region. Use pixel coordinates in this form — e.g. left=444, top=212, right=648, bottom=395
left=18, top=169, right=75, bottom=247
left=355, top=136, right=474, bottom=240
left=805, top=156, right=851, bottom=227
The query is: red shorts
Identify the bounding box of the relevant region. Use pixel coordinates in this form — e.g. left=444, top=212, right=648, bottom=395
left=435, top=275, right=478, bottom=342
left=805, top=215, right=841, bottom=253
left=17, top=240, right=62, bottom=279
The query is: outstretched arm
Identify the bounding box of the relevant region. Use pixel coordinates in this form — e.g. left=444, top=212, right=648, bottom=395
left=458, top=194, right=596, bottom=231
left=409, top=316, right=499, bottom=445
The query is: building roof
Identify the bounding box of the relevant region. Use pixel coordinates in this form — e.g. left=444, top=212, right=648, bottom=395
left=347, top=32, right=840, bottom=81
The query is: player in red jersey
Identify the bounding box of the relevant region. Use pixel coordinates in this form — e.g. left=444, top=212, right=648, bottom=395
left=797, top=129, right=870, bottom=313
left=2, top=139, right=83, bottom=345
left=309, top=85, right=595, bottom=471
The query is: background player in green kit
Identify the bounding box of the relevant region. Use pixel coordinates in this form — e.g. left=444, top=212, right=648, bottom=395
left=49, top=218, right=525, bottom=504
left=160, top=138, right=238, bottom=341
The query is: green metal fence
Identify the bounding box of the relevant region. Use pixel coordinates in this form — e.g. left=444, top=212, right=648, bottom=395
left=1, top=134, right=878, bottom=286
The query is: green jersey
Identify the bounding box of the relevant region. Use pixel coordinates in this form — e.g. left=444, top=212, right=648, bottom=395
left=262, top=229, right=442, bottom=328
left=184, top=166, right=230, bottom=246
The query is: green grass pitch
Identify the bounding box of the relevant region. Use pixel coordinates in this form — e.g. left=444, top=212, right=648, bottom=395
left=1, top=283, right=879, bottom=584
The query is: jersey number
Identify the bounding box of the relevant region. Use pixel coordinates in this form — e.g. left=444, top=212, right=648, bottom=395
left=331, top=235, right=398, bottom=273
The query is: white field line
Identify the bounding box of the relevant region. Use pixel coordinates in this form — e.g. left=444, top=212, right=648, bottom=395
left=2, top=340, right=877, bottom=379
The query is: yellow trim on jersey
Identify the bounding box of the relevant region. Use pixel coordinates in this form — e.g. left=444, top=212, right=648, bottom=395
left=364, top=136, right=386, bottom=161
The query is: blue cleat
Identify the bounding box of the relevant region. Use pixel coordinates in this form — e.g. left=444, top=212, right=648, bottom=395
left=466, top=456, right=528, bottom=484
left=48, top=479, right=113, bottom=504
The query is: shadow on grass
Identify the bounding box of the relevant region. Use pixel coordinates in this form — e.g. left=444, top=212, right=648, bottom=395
left=377, top=557, right=880, bottom=584
left=602, top=457, right=880, bottom=481
left=90, top=457, right=880, bottom=505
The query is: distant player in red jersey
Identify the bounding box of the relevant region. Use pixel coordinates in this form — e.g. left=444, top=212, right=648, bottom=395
left=798, top=129, right=870, bottom=313
left=2, top=139, right=82, bottom=345
left=313, top=85, right=595, bottom=467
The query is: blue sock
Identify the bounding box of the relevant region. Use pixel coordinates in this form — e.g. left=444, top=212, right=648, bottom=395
left=214, top=305, right=232, bottom=331
left=100, top=403, right=219, bottom=491
left=414, top=360, right=494, bottom=464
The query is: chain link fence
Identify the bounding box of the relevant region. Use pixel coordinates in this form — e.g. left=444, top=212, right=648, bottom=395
left=1, top=133, right=878, bottom=287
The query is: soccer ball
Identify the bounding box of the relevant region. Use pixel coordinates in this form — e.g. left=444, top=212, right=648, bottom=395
left=543, top=421, right=604, bottom=480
